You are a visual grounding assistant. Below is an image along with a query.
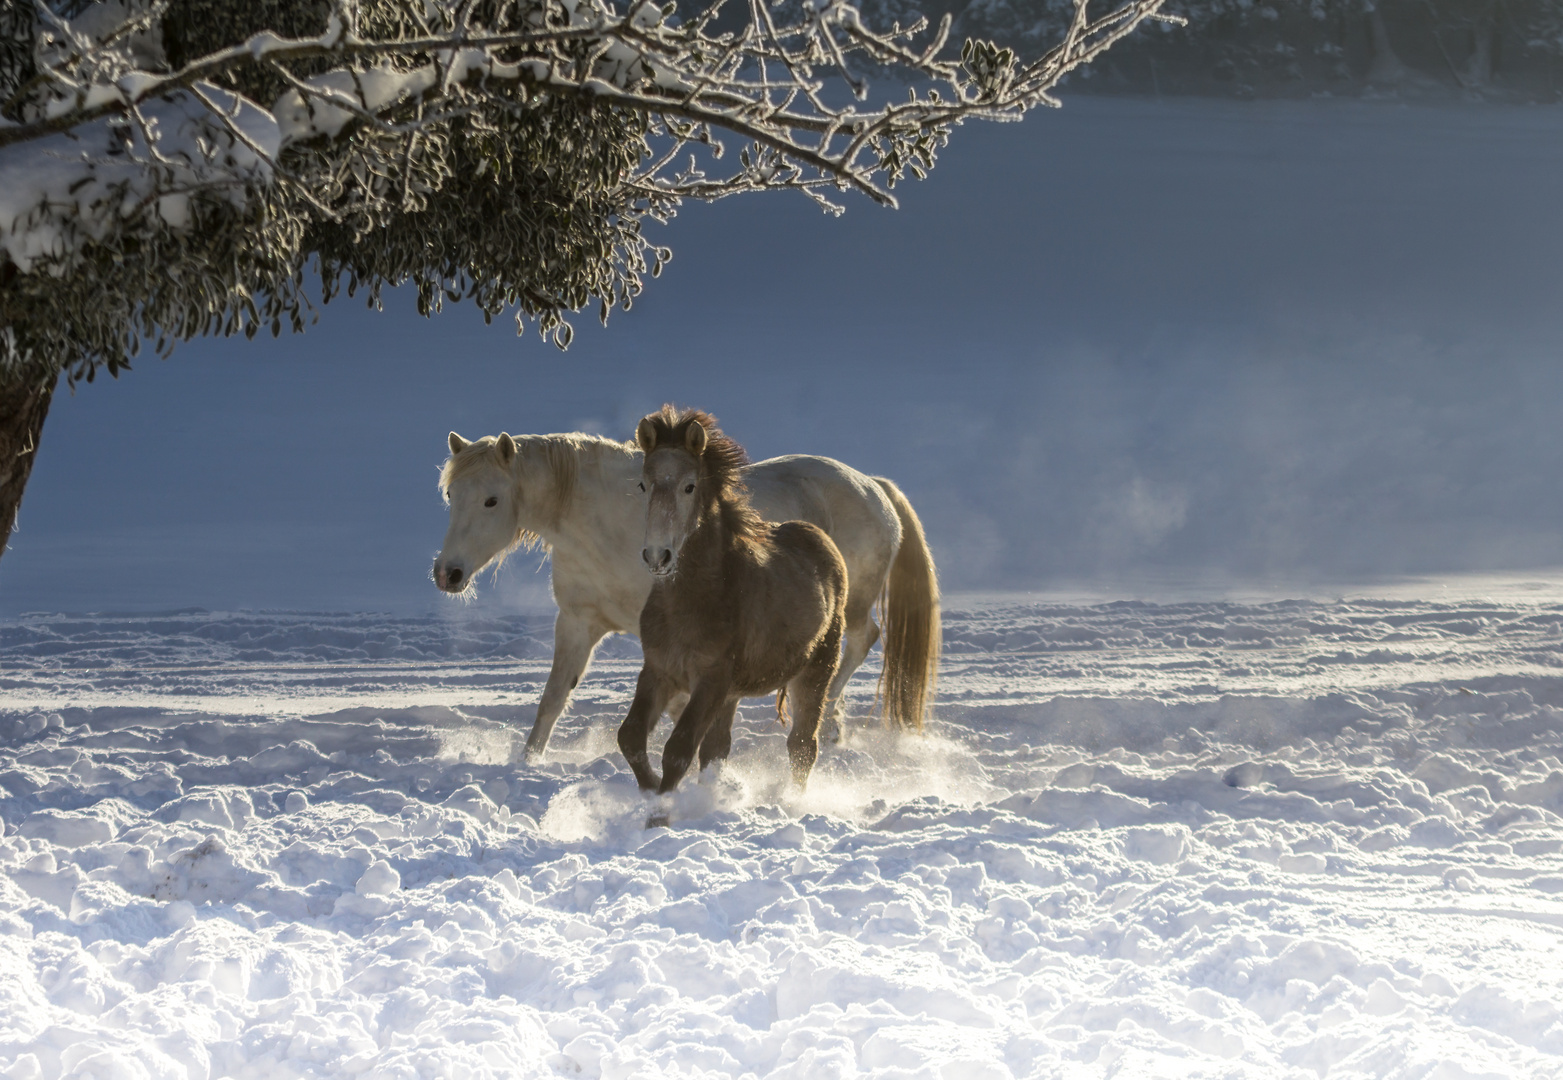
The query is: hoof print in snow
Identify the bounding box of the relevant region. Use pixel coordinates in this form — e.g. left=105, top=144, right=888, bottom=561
left=1224, top=762, right=1265, bottom=788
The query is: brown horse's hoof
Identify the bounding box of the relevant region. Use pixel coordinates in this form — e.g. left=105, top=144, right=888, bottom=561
left=645, top=812, right=671, bottom=829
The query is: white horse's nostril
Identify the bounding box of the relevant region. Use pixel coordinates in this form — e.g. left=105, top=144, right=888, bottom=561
left=642, top=548, right=652, bottom=566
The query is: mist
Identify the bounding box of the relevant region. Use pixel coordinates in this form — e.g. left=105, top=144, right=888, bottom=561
left=5, top=96, right=1563, bottom=613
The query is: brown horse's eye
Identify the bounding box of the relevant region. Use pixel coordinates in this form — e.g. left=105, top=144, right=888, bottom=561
left=484, top=497, right=498, bottom=508
left=684, top=484, right=695, bottom=494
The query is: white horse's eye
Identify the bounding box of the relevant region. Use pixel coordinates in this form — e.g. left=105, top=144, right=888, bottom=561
left=484, top=496, right=498, bottom=508
left=683, top=484, right=695, bottom=495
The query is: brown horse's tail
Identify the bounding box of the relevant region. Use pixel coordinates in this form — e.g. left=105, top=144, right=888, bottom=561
left=873, top=477, right=940, bottom=732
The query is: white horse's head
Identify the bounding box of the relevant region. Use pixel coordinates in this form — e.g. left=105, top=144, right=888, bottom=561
left=433, top=431, right=521, bottom=594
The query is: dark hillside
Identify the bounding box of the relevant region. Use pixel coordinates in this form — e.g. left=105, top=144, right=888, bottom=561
left=860, top=0, right=1563, bottom=99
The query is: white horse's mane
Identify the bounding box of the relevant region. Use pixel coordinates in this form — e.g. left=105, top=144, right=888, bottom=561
left=440, top=431, right=635, bottom=552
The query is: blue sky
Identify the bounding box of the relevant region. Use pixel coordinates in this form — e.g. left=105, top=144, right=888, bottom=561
left=6, top=96, right=1563, bottom=613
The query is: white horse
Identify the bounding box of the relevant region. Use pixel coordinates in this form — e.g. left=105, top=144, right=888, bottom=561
left=432, top=430, right=939, bottom=761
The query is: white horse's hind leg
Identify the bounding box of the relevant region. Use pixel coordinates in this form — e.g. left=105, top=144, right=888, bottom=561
left=820, top=602, right=879, bottom=742
left=522, top=612, right=607, bottom=762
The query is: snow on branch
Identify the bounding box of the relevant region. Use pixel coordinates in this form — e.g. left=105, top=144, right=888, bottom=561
left=0, top=0, right=1180, bottom=378
left=0, top=0, right=1174, bottom=264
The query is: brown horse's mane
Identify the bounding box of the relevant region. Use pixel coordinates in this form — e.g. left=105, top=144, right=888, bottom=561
left=639, top=405, right=763, bottom=539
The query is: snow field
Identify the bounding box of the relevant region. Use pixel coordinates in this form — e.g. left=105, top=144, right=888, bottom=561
left=4, top=596, right=1563, bottom=1077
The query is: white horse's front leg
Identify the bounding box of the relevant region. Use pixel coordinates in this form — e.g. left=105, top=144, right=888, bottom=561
left=522, top=612, right=607, bottom=762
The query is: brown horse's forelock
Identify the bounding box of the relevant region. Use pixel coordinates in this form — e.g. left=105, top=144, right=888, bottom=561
left=641, top=406, right=747, bottom=494
left=642, top=405, right=761, bottom=537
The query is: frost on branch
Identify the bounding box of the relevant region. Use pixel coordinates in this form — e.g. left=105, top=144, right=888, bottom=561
left=0, top=0, right=1171, bottom=379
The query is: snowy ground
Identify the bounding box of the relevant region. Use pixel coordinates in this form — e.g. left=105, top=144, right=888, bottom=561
left=5, top=589, right=1563, bottom=1078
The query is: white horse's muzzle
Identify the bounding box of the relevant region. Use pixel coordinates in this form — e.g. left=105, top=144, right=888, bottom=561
left=433, top=561, right=470, bottom=592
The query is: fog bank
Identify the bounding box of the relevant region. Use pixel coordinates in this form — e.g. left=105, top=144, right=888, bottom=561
left=6, top=97, right=1562, bottom=612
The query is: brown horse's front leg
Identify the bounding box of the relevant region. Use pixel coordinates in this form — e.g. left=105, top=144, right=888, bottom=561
left=658, top=676, right=734, bottom=795
left=697, top=698, right=739, bottom=773
left=618, top=667, right=671, bottom=791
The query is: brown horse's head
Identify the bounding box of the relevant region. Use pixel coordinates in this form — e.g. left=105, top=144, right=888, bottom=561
left=635, top=405, right=750, bottom=577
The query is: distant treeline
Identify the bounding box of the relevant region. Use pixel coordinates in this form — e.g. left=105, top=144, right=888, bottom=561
left=858, top=0, right=1563, bottom=98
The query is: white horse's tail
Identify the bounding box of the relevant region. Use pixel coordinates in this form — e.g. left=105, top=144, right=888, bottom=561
left=873, top=477, right=940, bottom=732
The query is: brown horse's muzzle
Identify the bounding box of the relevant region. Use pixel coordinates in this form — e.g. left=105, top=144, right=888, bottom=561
left=642, top=546, right=675, bottom=577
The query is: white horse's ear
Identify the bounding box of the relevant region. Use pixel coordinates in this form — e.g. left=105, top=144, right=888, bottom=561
left=636, top=417, right=658, bottom=453
left=496, top=432, right=517, bottom=462
left=449, top=432, right=469, bottom=454
left=684, top=422, right=707, bottom=456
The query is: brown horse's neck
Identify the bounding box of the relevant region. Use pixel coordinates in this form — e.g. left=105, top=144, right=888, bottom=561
left=708, top=463, right=763, bottom=536
left=666, top=491, right=751, bottom=599
left=688, top=494, right=736, bottom=567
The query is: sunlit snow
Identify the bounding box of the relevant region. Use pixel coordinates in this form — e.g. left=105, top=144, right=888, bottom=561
left=4, top=590, right=1563, bottom=1077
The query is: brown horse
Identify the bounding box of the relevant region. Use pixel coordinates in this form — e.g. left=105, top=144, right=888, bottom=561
left=617, top=406, right=849, bottom=801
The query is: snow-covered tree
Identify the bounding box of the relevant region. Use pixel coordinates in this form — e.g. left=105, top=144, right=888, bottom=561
left=0, top=0, right=1171, bottom=558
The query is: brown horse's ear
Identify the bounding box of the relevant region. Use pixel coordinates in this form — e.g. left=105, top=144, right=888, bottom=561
left=636, top=416, right=658, bottom=453
left=684, top=422, right=708, bottom=456
left=496, top=433, right=517, bottom=463
left=449, top=432, right=469, bottom=454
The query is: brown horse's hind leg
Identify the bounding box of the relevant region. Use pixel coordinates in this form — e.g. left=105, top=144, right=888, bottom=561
left=786, top=619, right=844, bottom=787
left=658, top=676, right=734, bottom=795
left=619, top=667, right=673, bottom=791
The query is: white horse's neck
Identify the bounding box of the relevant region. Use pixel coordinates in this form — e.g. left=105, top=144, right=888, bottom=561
left=507, top=434, right=647, bottom=630
left=510, top=434, right=641, bottom=549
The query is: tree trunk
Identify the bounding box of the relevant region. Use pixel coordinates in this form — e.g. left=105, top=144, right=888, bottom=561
left=1365, top=5, right=1409, bottom=84
left=1464, top=2, right=1495, bottom=87
left=0, top=363, right=58, bottom=565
